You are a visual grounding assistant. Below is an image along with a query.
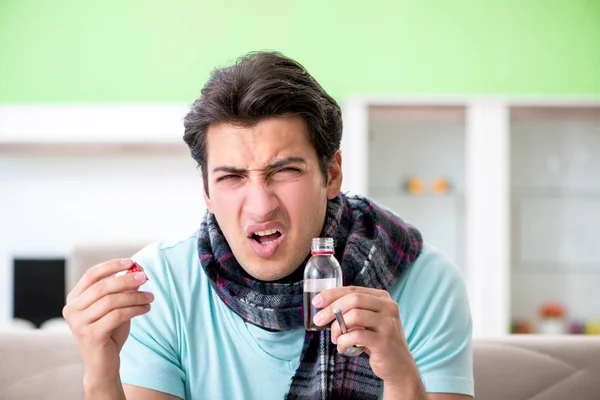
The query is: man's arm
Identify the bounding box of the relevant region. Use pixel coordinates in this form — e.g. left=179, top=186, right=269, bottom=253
left=123, top=384, right=182, bottom=400
left=82, top=377, right=182, bottom=400
left=378, top=363, right=473, bottom=400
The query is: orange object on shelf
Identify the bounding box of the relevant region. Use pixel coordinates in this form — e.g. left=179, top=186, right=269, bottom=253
left=539, top=301, right=566, bottom=318
left=405, top=178, right=425, bottom=195
left=431, top=178, right=450, bottom=195
left=511, top=319, right=534, bottom=334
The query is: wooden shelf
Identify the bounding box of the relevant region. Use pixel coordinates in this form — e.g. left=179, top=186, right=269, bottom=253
left=0, top=141, right=190, bottom=156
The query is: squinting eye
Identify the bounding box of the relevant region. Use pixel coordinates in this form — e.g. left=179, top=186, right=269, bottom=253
left=276, top=168, right=301, bottom=174
left=216, top=174, right=241, bottom=182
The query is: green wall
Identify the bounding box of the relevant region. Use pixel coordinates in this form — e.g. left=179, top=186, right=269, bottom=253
left=1, top=0, right=599, bottom=103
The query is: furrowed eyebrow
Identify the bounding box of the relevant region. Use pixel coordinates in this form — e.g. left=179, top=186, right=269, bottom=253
left=265, top=157, right=306, bottom=170
left=212, top=157, right=306, bottom=174
left=212, top=165, right=247, bottom=174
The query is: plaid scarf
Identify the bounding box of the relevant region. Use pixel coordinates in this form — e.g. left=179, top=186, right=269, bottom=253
left=198, top=193, right=423, bottom=399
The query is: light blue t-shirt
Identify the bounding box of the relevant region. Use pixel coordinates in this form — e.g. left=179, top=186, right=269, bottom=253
left=120, top=231, right=474, bottom=399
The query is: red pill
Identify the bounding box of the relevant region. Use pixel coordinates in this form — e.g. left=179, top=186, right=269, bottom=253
left=127, top=262, right=143, bottom=274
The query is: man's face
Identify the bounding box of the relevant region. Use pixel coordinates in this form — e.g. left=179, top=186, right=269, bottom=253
left=204, top=116, right=342, bottom=281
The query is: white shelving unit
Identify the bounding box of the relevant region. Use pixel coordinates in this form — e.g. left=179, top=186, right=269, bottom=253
left=1, top=101, right=598, bottom=336
left=341, top=96, right=600, bottom=338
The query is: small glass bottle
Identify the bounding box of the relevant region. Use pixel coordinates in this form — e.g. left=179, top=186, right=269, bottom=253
left=304, top=237, right=342, bottom=331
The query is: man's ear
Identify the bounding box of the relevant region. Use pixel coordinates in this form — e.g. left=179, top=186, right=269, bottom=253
left=203, top=190, right=213, bottom=213
left=201, top=170, right=213, bottom=213
left=326, top=151, right=343, bottom=199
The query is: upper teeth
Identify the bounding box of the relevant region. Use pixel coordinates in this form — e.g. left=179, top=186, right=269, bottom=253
left=253, top=229, right=279, bottom=236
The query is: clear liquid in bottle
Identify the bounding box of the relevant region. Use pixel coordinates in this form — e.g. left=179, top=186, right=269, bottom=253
left=303, top=237, right=342, bottom=331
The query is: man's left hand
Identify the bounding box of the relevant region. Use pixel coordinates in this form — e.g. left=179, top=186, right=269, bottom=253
left=312, top=286, right=420, bottom=387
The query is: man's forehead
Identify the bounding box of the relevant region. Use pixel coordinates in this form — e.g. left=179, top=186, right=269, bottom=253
left=205, top=118, right=314, bottom=169
left=207, top=115, right=307, bottom=137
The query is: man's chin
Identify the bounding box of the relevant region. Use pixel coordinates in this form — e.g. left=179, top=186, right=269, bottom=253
left=241, top=262, right=304, bottom=283
left=244, top=269, right=295, bottom=282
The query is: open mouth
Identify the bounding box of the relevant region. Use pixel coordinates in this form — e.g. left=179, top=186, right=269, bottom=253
left=251, top=228, right=282, bottom=246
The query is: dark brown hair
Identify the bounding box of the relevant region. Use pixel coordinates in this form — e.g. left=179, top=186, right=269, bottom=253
left=182, top=51, right=343, bottom=195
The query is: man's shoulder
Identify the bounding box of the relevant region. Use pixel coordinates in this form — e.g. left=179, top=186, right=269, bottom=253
left=412, top=242, right=461, bottom=275
left=392, top=241, right=467, bottom=303
left=132, top=230, right=200, bottom=280
left=138, top=229, right=198, bottom=255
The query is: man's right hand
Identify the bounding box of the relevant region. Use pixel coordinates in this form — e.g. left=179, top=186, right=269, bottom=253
left=63, top=258, right=154, bottom=394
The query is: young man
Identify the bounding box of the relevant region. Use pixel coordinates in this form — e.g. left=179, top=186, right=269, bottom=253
left=63, top=51, right=474, bottom=400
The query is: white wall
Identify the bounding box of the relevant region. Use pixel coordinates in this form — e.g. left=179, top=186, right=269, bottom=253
left=0, top=153, right=206, bottom=325
left=0, top=105, right=206, bottom=325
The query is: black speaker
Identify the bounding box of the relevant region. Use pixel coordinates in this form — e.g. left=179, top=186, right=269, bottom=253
left=13, top=258, right=66, bottom=328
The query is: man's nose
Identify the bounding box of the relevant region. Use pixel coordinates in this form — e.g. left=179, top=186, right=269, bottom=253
left=243, top=182, right=279, bottom=221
